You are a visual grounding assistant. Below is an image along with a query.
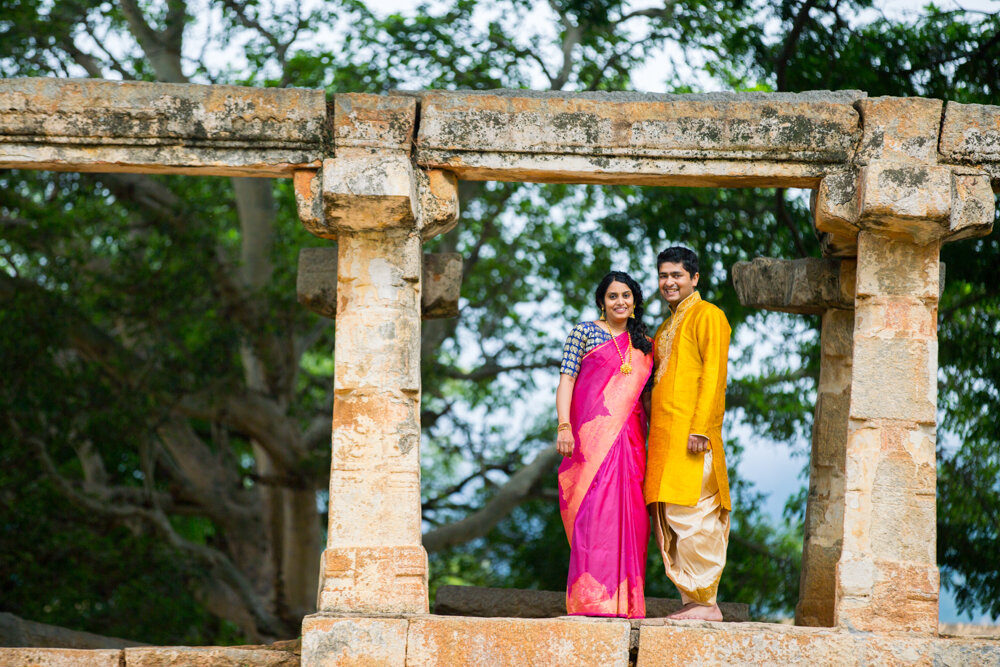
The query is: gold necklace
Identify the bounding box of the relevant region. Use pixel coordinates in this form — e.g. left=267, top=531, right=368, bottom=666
left=602, top=323, right=632, bottom=375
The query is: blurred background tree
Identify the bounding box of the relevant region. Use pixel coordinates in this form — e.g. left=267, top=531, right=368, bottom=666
left=1, top=0, right=997, bottom=643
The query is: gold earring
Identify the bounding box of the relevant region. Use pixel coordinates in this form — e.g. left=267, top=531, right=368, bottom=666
left=629, top=309, right=635, bottom=319
left=600, top=308, right=606, bottom=321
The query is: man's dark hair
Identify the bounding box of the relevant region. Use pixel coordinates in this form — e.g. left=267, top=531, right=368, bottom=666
left=657, top=246, right=699, bottom=278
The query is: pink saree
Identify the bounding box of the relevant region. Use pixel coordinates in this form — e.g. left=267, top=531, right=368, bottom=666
left=558, top=331, right=652, bottom=618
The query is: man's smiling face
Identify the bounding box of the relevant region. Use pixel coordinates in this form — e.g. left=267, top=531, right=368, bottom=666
left=658, top=261, right=699, bottom=310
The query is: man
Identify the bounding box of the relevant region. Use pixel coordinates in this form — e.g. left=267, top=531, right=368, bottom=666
left=645, top=246, right=732, bottom=621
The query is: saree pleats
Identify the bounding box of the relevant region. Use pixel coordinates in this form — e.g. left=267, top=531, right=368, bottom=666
left=558, top=333, right=652, bottom=619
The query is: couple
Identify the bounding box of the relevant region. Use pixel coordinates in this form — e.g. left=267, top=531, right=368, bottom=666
left=556, top=246, right=732, bottom=621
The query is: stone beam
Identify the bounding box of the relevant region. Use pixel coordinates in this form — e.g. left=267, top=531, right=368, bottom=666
left=0, top=78, right=325, bottom=177
left=731, top=257, right=854, bottom=315
left=416, top=89, right=864, bottom=188
left=296, top=247, right=462, bottom=319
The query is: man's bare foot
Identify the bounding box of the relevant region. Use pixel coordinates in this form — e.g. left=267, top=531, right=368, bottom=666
left=667, top=602, right=723, bottom=621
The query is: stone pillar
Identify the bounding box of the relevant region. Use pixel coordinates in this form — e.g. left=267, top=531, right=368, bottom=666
left=814, top=150, right=993, bottom=634
left=731, top=257, right=854, bottom=627
left=796, top=303, right=853, bottom=627
left=294, top=94, right=460, bottom=617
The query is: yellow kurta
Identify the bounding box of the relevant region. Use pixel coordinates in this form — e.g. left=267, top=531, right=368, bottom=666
left=644, top=292, right=732, bottom=510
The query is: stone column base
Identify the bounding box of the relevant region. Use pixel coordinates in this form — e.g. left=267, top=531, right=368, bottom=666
left=317, top=546, right=428, bottom=615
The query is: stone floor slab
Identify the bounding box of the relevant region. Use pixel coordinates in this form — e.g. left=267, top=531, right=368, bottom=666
left=405, top=615, right=631, bottom=667
left=0, top=648, right=121, bottom=667
left=635, top=621, right=1000, bottom=666
left=301, top=615, right=408, bottom=667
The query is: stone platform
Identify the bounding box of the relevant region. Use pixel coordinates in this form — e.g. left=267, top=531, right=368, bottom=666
left=4, top=617, right=998, bottom=666
left=302, top=614, right=1000, bottom=666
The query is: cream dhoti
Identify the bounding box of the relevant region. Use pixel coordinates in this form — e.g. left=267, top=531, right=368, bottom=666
left=651, top=451, right=730, bottom=605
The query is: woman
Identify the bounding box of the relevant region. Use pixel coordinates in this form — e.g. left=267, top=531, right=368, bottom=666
left=556, top=271, right=654, bottom=618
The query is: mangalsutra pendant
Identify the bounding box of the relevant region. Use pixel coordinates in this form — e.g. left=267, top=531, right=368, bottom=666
left=620, top=362, right=632, bottom=375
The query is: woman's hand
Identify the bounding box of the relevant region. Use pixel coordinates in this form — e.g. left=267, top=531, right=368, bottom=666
left=556, top=373, right=576, bottom=457
left=557, top=429, right=575, bottom=457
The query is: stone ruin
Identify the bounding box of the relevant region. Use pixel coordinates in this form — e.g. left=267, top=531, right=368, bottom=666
left=1, top=78, right=999, bottom=665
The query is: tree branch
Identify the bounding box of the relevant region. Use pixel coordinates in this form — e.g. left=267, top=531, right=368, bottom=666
left=117, top=0, right=187, bottom=82
left=775, top=0, right=819, bottom=92
left=422, top=446, right=562, bottom=552
left=437, top=360, right=559, bottom=382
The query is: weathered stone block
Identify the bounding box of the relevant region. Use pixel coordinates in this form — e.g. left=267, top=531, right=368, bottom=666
left=297, top=247, right=339, bottom=319
left=318, top=546, right=429, bottom=614
left=948, top=170, right=995, bottom=242
left=0, top=78, right=324, bottom=176
left=297, top=247, right=461, bottom=320
left=854, top=231, right=940, bottom=299
left=837, top=558, right=940, bottom=634
left=432, top=585, right=749, bottom=621
left=321, top=156, right=416, bottom=234
left=406, top=615, right=631, bottom=667
left=855, top=97, right=943, bottom=164
left=850, top=338, right=936, bottom=423
left=0, top=648, right=121, bottom=667
left=417, top=89, right=862, bottom=187
left=857, top=163, right=953, bottom=243
left=416, top=169, right=460, bottom=240
left=333, top=319, right=421, bottom=391
left=731, top=257, right=850, bottom=314
left=813, top=169, right=859, bottom=238
left=332, top=94, right=416, bottom=152
left=421, top=253, right=462, bottom=318
left=636, top=623, right=1000, bottom=666
left=301, top=615, right=408, bottom=667
left=327, top=470, right=422, bottom=543
left=294, top=169, right=324, bottom=232
left=125, top=646, right=299, bottom=666
left=939, top=100, right=1000, bottom=170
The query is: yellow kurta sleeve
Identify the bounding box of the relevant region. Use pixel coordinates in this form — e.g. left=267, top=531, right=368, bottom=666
left=689, top=305, right=731, bottom=436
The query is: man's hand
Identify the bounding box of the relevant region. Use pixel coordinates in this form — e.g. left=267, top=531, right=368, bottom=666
left=687, top=434, right=709, bottom=454
left=557, top=429, right=575, bottom=457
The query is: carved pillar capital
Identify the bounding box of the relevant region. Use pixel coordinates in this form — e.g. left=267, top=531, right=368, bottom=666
left=813, top=164, right=994, bottom=255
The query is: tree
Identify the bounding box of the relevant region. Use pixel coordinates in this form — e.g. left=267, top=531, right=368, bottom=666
left=2, top=0, right=997, bottom=644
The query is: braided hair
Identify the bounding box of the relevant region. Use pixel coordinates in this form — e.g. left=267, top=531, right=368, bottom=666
left=594, top=271, right=652, bottom=355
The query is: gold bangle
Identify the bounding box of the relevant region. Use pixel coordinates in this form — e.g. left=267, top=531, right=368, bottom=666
left=557, top=422, right=571, bottom=432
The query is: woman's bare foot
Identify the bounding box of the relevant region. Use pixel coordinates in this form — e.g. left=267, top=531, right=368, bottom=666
left=667, top=602, right=723, bottom=621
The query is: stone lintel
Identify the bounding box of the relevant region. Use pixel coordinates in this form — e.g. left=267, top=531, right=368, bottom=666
left=416, top=89, right=861, bottom=187
left=297, top=247, right=461, bottom=320
left=332, top=93, right=416, bottom=153
left=939, top=100, right=1000, bottom=187
left=0, top=78, right=324, bottom=176
left=731, top=257, right=853, bottom=315
left=432, top=585, right=749, bottom=622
